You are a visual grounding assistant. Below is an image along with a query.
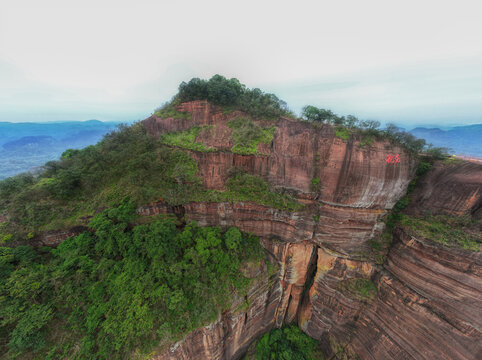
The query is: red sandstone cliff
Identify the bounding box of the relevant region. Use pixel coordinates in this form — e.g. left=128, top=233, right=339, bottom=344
left=18, top=101, right=480, bottom=359
left=145, top=102, right=481, bottom=360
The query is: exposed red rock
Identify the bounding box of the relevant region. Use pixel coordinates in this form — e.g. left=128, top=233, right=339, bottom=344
left=147, top=104, right=481, bottom=360
left=406, top=160, right=482, bottom=218
left=348, top=228, right=481, bottom=360
left=144, top=100, right=416, bottom=210
left=298, top=248, right=374, bottom=348
left=10, top=101, right=481, bottom=359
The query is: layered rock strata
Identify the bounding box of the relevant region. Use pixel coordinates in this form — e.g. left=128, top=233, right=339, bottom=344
left=406, top=160, right=481, bottom=218
left=148, top=102, right=481, bottom=360
left=349, top=228, right=481, bottom=359
left=11, top=101, right=481, bottom=359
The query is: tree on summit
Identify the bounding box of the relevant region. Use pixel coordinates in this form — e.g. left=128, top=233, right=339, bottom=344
left=175, top=75, right=292, bottom=119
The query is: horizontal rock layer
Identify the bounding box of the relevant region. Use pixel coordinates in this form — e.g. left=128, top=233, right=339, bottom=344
left=10, top=101, right=481, bottom=359
left=349, top=228, right=482, bottom=359
left=144, top=100, right=416, bottom=209
left=146, top=106, right=482, bottom=360
left=406, top=160, right=482, bottom=218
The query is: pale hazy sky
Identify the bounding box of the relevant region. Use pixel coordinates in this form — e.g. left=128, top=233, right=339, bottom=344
left=1, top=0, right=481, bottom=127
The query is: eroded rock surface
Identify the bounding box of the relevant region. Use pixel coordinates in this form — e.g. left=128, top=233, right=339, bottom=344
left=349, top=228, right=482, bottom=360
left=406, top=160, right=482, bottom=218
left=12, top=101, right=481, bottom=359
left=148, top=104, right=481, bottom=360
left=144, top=100, right=415, bottom=209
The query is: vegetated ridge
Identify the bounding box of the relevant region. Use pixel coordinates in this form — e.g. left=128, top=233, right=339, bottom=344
left=0, top=75, right=480, bottom=360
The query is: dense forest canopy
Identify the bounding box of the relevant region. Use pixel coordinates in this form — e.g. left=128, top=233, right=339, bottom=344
left=0, top=201, right=265, bottom=359
left=0, top=122, right=298, bottom=243
left=248, top=325, right=324, bottom=360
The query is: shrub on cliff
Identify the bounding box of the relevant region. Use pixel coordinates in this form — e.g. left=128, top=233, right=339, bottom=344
left=253, top=325, right=324, bottom=360
left=337, top=278, right=377, bottom=302
left=227, top=117, right=276, bottom=155
left=300, top=107, right=429, bottom=154
left=400, top=214, right=480, bottom=251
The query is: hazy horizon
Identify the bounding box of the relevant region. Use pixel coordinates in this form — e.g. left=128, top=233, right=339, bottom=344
left=1, top=1, right=481, bottom=127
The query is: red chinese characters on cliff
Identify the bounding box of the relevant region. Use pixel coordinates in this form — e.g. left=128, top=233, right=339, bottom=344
left=386, top=154, right=400, bottom=164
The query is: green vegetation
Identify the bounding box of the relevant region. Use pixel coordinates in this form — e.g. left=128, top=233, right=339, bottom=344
left=310, top=177, right=321, bottom=193
left=442, top=156, right=462, bottom=165
left=425, top=145, right=451, bottom=160
left=176, top=75, right=294, bottom=119
left=416, top=161, right=432, bottom=176
left=400, top=214, right=480, bottom=251
left=160, top=126, right=214, bottom=152
left=227, top=117, right=276, bottom=155
left=157, top=76, right=438, bottom=156
left=214, top=170, right=301, bottom=211
left=0, top=123, right=301, bottom=243
left=301, top=106, right=431, bottom=154
left=369, top=160, right=433, bottom=264
left=337, top=278, right=377, bottom=302
left=383, top=123, right=430, bottom=154
left=0, top=123, right=204, bottom=241
left=249, top=325, right=324, bottom=360
left=334, top=127, right=350, bottom=141
left=360, top=134, right=375, bottom=147
left=153, top=101, right=191, bottom=120
left=328, top=337, right=360, bottom=360
left=0, top=201, right=264, bottom=359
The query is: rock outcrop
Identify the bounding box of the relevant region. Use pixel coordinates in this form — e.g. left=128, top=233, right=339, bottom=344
left=146, top=102, right=481, bottom=360
left=144, top=100, right=414, bottom=210
left=13, top=101, right=480, bottom=359
left=406, top=160, right=482, bottom=218
left=349, top=228, right=481, bottom=359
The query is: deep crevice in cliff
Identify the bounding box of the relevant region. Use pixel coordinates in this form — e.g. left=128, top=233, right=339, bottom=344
left=295, top=244, right=319, bottom=324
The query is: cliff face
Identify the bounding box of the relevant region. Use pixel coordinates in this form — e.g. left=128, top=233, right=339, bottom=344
left=18, top=101, right=480, bottom=359
left=144, top=102, right=481, bottom=360
left=349, top=228, right=481, bottom=359
left=405, top=160, right=481, bottom=218
left=144, top=100, right=413, bottom=209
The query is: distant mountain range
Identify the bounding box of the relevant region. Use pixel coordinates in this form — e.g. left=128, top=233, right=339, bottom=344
left=0, top=121, right=480, bottom=181
left=0, top=120, right=119, bottom=180
left=409, top=124, right=481, bottom=158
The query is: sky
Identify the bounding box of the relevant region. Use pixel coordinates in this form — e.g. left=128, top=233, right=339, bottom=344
left=0, top=0, right=481, bottom=128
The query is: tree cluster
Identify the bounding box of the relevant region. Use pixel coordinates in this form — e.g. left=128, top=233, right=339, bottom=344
left=301, top=105, right=450, bottom=155
left=301, top=105, right=380, bottom=130
left=176, top=75, right=293, bottom=119
left=254, top=325, right=323, bottom=359
left=0, top=200, right=264, bottom=359
left=0, top=123, right=203, bottom=241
